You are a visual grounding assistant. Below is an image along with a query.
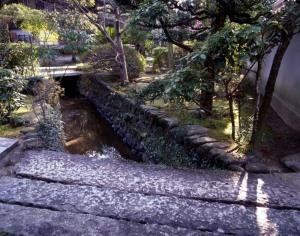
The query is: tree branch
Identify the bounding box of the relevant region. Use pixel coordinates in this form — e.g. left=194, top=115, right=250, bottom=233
left=159, top=19, right=193, bottom=52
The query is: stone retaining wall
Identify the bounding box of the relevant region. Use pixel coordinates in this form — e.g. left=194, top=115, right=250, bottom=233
left=78, top=75, right=245, bottom=171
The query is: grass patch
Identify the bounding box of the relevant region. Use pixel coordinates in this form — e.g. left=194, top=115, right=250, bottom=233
left=165, top=106, right=232, bottom=141
left=148, top=99, right=233, bottom=141
left=0, top=125, right=24, bottom=138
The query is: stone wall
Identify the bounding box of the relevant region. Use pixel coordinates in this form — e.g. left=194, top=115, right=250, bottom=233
left=78, top=75, right=245, bottom=171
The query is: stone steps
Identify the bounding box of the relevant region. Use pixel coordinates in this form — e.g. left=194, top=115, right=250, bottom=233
left=0, top=203, right=210, bottom=236
left=15, top=150, right=300, bottom=210
left=0, top=150, right=299, bottom=235
left=0, top=176, right=299, bottom=235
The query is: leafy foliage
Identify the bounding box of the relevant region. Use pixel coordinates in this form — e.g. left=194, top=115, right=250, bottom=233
left=33, top=79, right=65, bottom=151
left=0, top=4, right=50, bottom=38
left=95, top=27, right=116, bottom=44
left=36, top=107, right=65, bottom=151
left=51, top=9, right=94, bottom=56
left=0, top=69, right=24, bottom=123
left=85, top=44, right=146, bottom=79
left=152, top=47, right=168, bottom=71
left=32, top=79, right=64, bottom=109
left=3, top=42, right=39, bottom=76
left=123, top=25, right=153, bottom=54
left=140, top=66, right=206, bottom=104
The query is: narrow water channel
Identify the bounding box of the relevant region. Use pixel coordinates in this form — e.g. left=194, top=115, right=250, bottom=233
left=60, top=97, right=136, bottom=161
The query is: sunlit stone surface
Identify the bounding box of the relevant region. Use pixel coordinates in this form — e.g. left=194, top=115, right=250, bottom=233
left=0, top=150, right=299, bottom=235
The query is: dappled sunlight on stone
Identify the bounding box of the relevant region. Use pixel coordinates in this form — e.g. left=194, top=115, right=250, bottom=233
left=256, top=179, right=279, bottom=235
left=237, top=173, right=248, bottom=201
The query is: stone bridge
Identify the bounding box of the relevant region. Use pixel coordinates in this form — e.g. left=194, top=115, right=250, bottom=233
left=0, top=150, right=300, bottom=235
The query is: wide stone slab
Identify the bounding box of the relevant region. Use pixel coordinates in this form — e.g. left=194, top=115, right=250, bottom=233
left=15, top=150, right=300, bottom=210
left=0, top=137, right=18, bottom=159
left=0, top=176, right=299, bottom=235
left=0, top=203, right=209, bottom=236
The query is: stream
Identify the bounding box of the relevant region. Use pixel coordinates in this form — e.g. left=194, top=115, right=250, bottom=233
left=60, top=97, right=136, bottom=160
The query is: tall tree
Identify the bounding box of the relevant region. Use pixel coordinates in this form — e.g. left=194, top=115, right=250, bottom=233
left=72, top=0, right=130, bottom=84
left=132, top=0, right=271, bottom=113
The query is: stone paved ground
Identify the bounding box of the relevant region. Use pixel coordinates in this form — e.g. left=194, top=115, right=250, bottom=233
left=0, top=150, right=300, bottom=235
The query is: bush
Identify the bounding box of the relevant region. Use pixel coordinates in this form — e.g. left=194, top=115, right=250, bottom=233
left=152, top=46, right=188, bottom=72
left=152, top=47, right=168, bottom=72
left=0, top=69, right=24, bottom=124
left=9, top=115, right=25, bottom=128
left=0, top=4, right=49, bottom=38
left=32, top=79, right=64, bottom=108
left=33, top=79, right=65, bottom=151
left=95, top=27, right=116, bottom=44
left=122, top=26, right=153, bottom=55
left=4, top=42, right=39, bottom=76
left=36, top=107, right=65, bottom=151
left=85, top=44, right=146, bottom=79
left=54, top=9, right=94, bottom=57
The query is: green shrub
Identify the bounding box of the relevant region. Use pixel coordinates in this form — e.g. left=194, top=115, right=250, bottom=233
left=0, top=4, right=49, bottom=38
left=53, top=9, right=94, bottom=57
left=152, top=47, right=168, bottom=72
left=125, top=46, right=146, bottom=78
left=36, top=107, right=65, bottom=151
left=0, top=69, right=25, bottom=124
left=85, top=44, right=146, bottom=79
left=122, top=26, right=153, bottom=55
left=95, top=27, right=116, bottom=44
left=4, top=42, right=39, bottom=76
left=33, top=79, right=65, bottom=151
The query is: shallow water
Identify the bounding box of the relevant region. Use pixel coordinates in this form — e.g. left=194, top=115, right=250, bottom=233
left=60, top=98, right=136, bottom=160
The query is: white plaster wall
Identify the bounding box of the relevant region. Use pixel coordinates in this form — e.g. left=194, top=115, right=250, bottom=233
left=259, top=33, right=300, bottom=131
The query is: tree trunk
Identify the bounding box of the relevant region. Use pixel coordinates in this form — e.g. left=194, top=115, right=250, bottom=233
left=115, top=7, right=129, bottom=84
left=252, top=35, right=291, bottom=145
left=72, top=0, right=129, bottom=84
left=225, top=83, right=236, bottom=140
left=250, top=59, right=262, bottom=146
left=200, top=56, right=215, bottom=113
left=237, top=97, right=241, bottom=136
left=168, top=43, right=174, bottom=70
left=117, top=43, right=129, bottom=84
left=200, top=12, right=225, bottom=114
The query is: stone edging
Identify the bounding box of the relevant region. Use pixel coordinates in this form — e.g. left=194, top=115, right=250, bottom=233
left=78, top=75, right=245, bottom=171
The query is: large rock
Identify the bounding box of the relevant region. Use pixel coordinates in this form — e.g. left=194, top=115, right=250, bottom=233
left=184, top=136, right=217, bottom=148
left=170, top=125, right=208, bottom=143
left=245, top=162, right=281, bottom=174
left=281, top=153, right=300, bottom=172
left=157, top=117, right=179, bottom=129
